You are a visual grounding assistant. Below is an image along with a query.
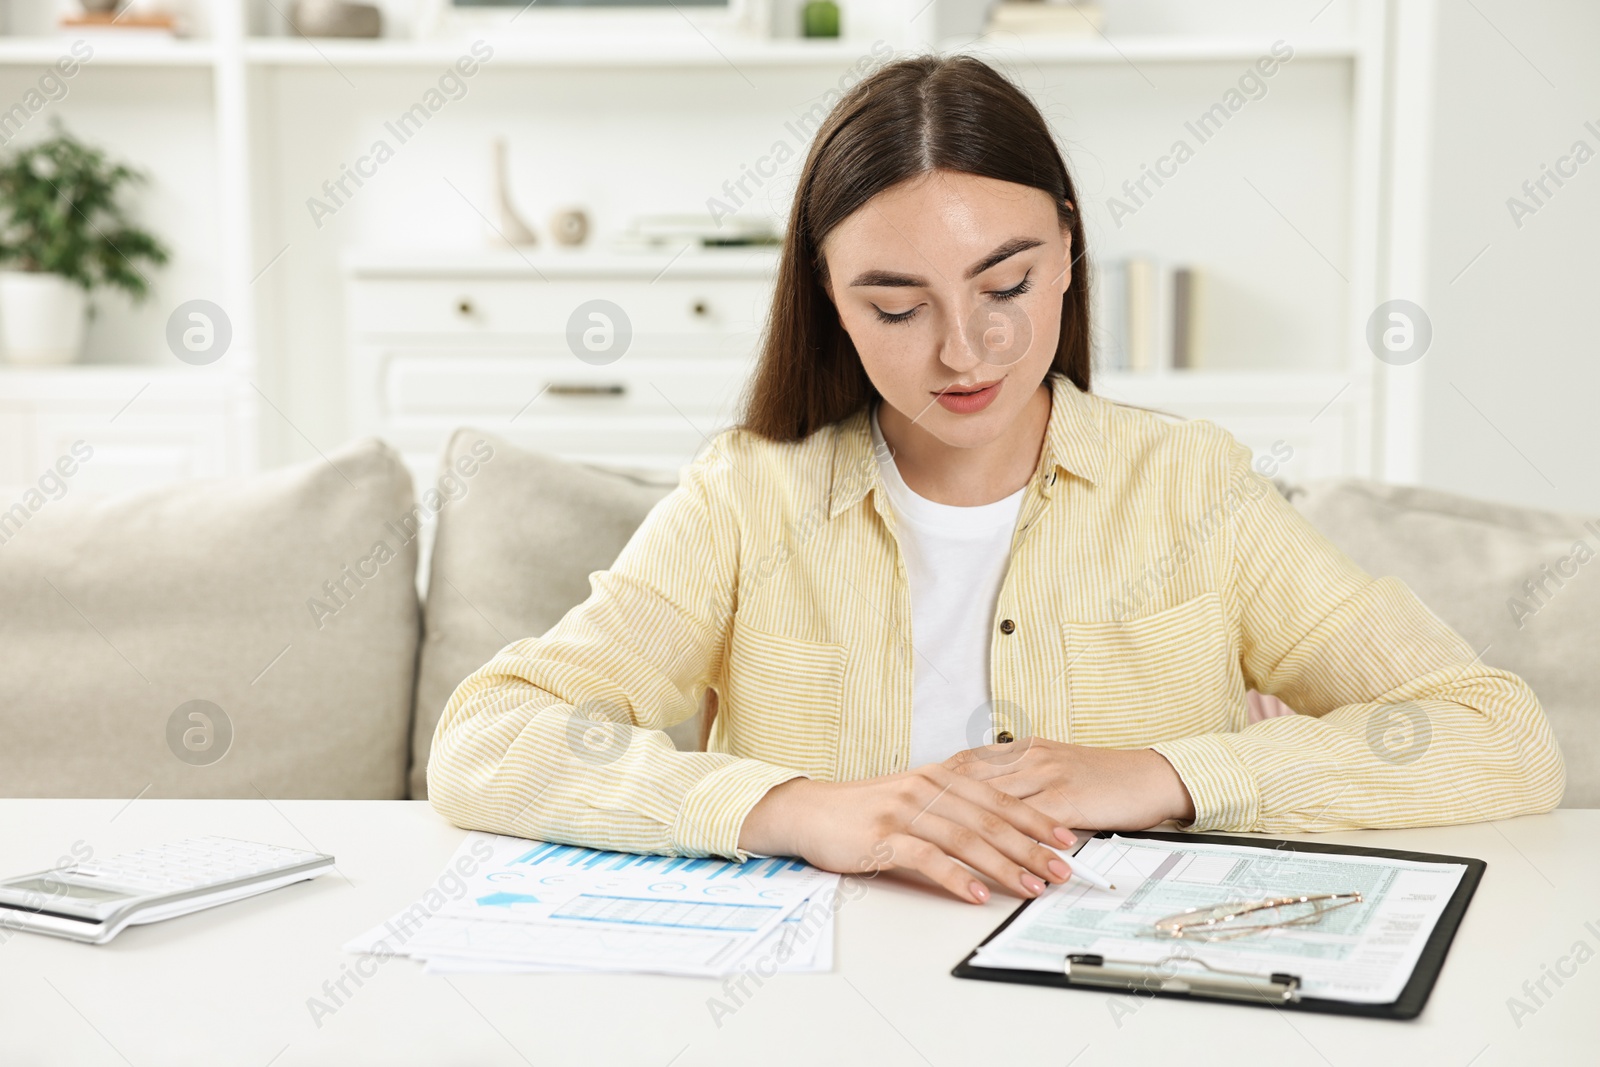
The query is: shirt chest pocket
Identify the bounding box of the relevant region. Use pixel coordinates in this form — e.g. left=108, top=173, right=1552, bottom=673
left=720, top=618, right=847, bottom=779
left=1061, top=591, right=1238, bottom=748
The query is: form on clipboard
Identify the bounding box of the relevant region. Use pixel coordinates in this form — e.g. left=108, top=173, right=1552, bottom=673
left=952, top=830, right=1486, bottom=1020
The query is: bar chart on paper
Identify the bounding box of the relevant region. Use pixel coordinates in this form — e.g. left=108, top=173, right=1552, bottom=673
left=552, top=894, right=781, bottom=932
left=509, top=842, right=814, bottom=882
left=344, top=833, right=842, bottom=977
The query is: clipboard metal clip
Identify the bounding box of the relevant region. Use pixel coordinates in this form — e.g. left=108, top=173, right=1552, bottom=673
left=1064, top=952, right=1303, bottom=1005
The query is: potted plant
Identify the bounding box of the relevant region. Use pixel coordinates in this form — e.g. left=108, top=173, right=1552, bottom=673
left=0, top=118, right=169, bottom=365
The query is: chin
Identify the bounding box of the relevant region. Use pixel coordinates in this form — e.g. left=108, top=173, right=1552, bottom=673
left=926, top=401, right=1016, bottom=444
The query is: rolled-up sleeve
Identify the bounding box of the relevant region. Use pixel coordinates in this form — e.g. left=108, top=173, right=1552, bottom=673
left=1150, top=439, right=1567, bottom=834
left=426, top=434, right=809, bottom=861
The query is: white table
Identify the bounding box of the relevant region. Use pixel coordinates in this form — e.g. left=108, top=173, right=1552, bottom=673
left=1, top=801, right=1592, bottom=1065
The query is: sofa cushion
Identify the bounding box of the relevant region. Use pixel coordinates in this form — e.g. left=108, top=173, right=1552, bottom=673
left=409, top=429, right=688, bottom=799
left=0, top=438, right=419, bottom=799
left=1288, top=479, right=1598, bottom=808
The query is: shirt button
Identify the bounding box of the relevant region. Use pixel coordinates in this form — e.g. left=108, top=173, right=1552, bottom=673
left=996, top=730, right=1015, bottom=744
left=999, top=618, right=1016, bottom=635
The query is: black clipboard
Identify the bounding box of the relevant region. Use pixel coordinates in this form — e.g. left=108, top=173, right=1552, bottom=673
left=951, top=829, right=1486, bottom=1020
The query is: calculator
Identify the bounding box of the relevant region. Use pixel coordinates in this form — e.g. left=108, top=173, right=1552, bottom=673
left=0, top=836, right=335, bottom=945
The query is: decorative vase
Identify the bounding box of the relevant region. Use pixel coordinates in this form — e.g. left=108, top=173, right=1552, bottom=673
left=289, top=0, right=382, bottom=38
left=0, top=271, right=88, bottom=365
left=492, top=138, right=537, bottom=246
left=550, top=207, right=590, bottom=247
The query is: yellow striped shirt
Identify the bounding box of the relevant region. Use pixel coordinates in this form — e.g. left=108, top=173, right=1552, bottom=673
left=427, top=372, right=1566, bottom=861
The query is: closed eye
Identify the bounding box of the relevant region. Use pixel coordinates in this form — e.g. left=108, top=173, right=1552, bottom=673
left=993, top=273, right=1033, bottom=303
left=871, top=271, right=1034, bottom=326
left=874, top=305, right=919, bottom=325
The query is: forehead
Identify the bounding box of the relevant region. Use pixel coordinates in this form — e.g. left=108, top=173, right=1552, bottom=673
left=822, top=170, right=1058, bottom=268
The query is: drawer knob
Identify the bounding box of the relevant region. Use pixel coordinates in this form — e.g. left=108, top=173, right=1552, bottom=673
left=547, top=382, right=626, bottom=397
left=456, top=298, right=475, bottom=317
left=691, top=300, right=710, bottom=317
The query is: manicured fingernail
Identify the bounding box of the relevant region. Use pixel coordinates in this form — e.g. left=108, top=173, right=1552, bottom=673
left=1021, top=873, right=1045, bottom=895
left=969, top=880, right=988, bottom=902
left=1048, top=858, right=1069, bottom=880
left=1053, top=826, right=1076, bottom=845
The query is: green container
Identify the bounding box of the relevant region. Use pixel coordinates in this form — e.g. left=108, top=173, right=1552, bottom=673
left=802, top=0, right=840, bottom=38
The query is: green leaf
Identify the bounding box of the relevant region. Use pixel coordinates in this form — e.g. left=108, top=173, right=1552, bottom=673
left=0, top=117, right=168, bottom=302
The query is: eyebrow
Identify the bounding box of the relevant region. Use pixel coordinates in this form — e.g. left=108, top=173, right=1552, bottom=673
left=847, top=237, right=1045, bottom=288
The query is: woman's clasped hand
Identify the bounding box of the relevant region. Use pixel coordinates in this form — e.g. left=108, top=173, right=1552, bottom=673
left=738, top=762, right=1078, bottom=904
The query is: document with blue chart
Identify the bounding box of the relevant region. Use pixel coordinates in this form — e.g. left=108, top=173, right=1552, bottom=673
left=344, top=833, right=841, bottom=977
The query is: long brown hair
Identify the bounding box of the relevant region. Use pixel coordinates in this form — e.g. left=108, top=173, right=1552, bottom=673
left=737, top=53, right=1092, bottom=443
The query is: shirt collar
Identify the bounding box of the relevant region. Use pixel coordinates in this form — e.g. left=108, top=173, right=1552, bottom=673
left=828, top=372, right=1107, bottom=520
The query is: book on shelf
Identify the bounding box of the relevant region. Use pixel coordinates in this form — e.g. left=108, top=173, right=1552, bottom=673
left=1091, top=256, right=1205, bottom=374
left=987, top=1, right=1105, bottom=37
left=1170, top=265, right=1204, bottom=371
left=617, top=213, right=781, bottom=250
left=59, top=12, right=179, bottom=37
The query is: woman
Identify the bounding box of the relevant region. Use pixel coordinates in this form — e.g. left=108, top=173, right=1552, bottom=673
left=428, top=55, right=1565, bottom=906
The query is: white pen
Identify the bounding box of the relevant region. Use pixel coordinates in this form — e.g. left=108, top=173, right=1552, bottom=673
left=1050, top=846, right=1118, bottom=891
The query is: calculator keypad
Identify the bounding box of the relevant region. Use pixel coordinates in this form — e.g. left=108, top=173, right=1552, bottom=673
left=69, top=836, right=324, bottom=894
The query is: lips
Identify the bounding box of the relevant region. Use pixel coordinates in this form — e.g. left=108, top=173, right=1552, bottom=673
left=932, top=377, right=1005, bottom=414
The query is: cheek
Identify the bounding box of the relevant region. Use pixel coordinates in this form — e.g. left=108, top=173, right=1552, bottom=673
left=843, top=306, right=920, bottom=369
left=853, top=335, right=907, bottom=396
left=1023, top=289, right=1065, bottom=363
left=851, top=329, right=934, bottom=407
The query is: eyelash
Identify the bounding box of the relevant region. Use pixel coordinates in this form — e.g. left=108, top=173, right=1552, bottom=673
left=873, top=274, right=1034, bottom=326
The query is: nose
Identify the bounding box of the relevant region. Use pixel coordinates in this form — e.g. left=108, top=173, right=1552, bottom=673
left=937, top=295, right=986, bottom=374
left=965, top=299, right=1034, bottom=369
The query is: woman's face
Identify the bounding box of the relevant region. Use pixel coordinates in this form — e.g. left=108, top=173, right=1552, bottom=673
left=820, top=169, right=1073, bottom=449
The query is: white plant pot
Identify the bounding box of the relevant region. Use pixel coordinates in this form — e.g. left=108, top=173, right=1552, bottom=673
left=0, top=271, right=88, bottom=365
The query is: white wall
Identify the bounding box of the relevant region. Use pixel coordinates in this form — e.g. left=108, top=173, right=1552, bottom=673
left=250, top=57, right=899, bottom=467
left=1419, top=0, right=1600, bottom=514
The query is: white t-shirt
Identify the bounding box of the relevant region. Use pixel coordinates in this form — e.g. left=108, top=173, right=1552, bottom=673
left=869, top=404, right=1026, bottom=768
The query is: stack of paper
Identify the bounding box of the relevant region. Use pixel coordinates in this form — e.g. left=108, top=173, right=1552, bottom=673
left=344, top=832, right=840, bottom=977
left=969, top=834, right=1466, bottom=1004
left=987, top=1, right=1105, bottom=37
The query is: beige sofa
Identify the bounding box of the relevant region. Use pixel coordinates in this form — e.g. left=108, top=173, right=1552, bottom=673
left=2, top=428, right=1593, bottom=808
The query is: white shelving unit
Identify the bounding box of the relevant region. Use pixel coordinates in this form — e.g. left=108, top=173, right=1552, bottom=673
left=0, top=39, right=217, bottom=64
left=0, top=366, right=256, bottom=501
left=239, top=35, right=891, bottom=67
left=0, top=0, right=1419, bottom=494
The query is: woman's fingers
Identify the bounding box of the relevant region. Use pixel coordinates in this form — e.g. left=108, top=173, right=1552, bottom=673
left=833, top=768, right=1082, bottom=906
left=881, top=832, right=991, bottom=903
left=944, top=743, right=1029, bottom=780
left=910, top=812, right=1051, bottom=899
left=903, top=770, right=1075, bottom=888
left=942, top=750, right=1005, bottom=779
left=938, top=793, right=1070, bottom=889
left=930, top=766, right=1077, bottom=854
left=966, top=765, right=1054, bottom=798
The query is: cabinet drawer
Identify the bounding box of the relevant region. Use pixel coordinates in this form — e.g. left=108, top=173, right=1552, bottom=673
left=380, top=352, right=753, bottom=421
left=32, top=408, right=231, bottom=494
left=349, top=278, right=773, bottom=338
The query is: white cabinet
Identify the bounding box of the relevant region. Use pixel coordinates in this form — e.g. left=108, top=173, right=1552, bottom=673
left=0, top=369, right=257, bottom=502
left=1095, top=371, right=1363, bottom=482
left=344, top=249, right=776, bottom=492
